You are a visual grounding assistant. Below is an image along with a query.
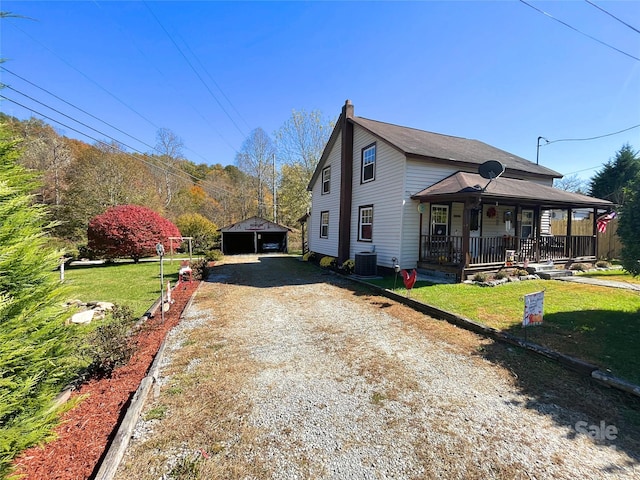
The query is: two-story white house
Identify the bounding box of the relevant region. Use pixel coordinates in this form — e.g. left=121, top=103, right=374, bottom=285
left=306, top=100, right=613, bottom=281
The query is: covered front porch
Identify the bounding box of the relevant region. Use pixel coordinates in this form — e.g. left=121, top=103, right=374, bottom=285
left=412, top=172, right=614, bottom=281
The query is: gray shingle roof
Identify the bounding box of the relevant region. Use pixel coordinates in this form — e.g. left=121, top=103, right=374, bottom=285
left=412, top=172, right=613, bottom=208
left=353, top=117, right=562, bottom=178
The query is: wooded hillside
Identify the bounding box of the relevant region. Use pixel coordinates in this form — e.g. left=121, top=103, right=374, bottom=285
left=1, top=109, right=333, bottom=255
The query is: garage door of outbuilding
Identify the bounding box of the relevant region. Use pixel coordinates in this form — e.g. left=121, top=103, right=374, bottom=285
left=220, top=216, right=290, bottom=255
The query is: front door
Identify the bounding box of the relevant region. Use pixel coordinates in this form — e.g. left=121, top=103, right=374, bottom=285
left=470, top=208, right=481, bottom=261
left=431, top=205, right=449, bottom=236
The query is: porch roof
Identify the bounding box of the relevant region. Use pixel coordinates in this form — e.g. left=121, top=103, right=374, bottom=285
left=411, top=172, right=614, bottom=209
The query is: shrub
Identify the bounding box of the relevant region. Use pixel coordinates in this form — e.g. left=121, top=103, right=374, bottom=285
left=206, top=249, right=223, bottom=262
left=472, top=272, right=487, bottom=282
left=88, top=205, right=180, bottom=262
left=341, top=259, right=355, bottom=274
left=303, top=251, right=315, bottom=262
left=176, top=213, right=219, bottom=254
left=84, top=305, right=136, bottom=378
left=0, top=131, right=79, bottom=476
left=189, top=259, right=208, bottom=280
left=494, top=271, right=508, bottom=280
left=595, top=260, right=611, bottom=268
left=570, top=263, right=589, bottom=272
left=516, top=269, right=529, bottom=276
left=320, top=256, right=336, bottom=269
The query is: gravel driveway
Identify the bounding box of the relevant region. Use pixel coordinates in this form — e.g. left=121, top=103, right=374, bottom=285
left=116, top=255, right=639, bottom=480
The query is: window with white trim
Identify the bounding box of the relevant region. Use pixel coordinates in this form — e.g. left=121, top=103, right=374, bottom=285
left=358, top=206, right=373, bottom=241
left=521, top=209, right=534, bottom=238
left=322, top=166, right=330, bottom=194
left=320, top=211, right=329, bottom=238
left=430, top=205, right=449, bottom=236
left=361, top=143, right=376, bottom=183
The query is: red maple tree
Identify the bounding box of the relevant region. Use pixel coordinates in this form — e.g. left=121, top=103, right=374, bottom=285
left=88, top=205, right=180, bottom=262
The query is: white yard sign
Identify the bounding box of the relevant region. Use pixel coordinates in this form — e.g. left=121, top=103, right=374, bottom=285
left=523, top=290, right=544, bottom=327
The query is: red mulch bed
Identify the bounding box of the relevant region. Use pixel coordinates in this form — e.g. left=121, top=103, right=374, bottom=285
left=12, top=280, right=200, bottom=480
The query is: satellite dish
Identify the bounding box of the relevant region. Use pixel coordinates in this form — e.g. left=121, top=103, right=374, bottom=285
left=478, top=160, right=505, bottom=180
left=417, top=203, right=427, bottom=214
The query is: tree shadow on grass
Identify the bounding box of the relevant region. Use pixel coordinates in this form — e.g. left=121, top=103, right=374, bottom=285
left=502, top=309, right=640, bottom=386
left=476, top=325, right=640, bottom=469
left=348, top=278, right=640, bottom=470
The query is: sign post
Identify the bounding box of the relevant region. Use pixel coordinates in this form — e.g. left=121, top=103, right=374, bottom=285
left=156, top=243, right=165, bottom=323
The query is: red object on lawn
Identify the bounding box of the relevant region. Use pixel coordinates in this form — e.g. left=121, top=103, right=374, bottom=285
left=401, top=269, right=417, bottom=290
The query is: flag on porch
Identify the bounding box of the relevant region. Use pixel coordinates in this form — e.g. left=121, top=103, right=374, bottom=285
left=597, top=211, right=617, bottom=233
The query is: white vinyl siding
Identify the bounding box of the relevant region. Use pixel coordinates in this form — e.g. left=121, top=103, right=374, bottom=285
left=350, top=127, right=404, bottom=267
left=400, top=160, right=461, bottom=269
left=308, top=132, right=341, bottom=257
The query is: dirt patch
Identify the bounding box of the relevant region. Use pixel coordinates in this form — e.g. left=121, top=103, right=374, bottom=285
left=11, top=280, right=199, bottom=480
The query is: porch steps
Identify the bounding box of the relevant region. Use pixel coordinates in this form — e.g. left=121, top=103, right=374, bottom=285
left=416, top=268, right=457, bottom=284
left=527, top=263, right=574, bottom=280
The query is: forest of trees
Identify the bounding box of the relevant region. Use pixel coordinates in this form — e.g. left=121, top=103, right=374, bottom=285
left=0, top=109, right=334, bottom=255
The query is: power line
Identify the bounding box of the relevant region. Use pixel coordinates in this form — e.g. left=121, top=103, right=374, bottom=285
left=519, top=0, right=640, bottom=62
left=6, top=19, right=164, bottom=130
left=1, top=94, right=237, bottom=197
left=544, top=123, right=640, bottom=145
left=2, top=67, right=158, bottom=153
left=143, top=1, right=248, bottom=139
left=177, top=33, right=253, bottom=132
left=2, top=67, right=238, bottom=162
left=89, top=1, right=241, bottom=159
left=6, top=17, right=236, bottom=164
left=584, top=0, right=640, bottom=35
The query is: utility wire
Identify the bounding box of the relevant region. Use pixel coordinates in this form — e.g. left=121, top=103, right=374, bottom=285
left=89, top=1, right=240, bottom=159
left=2, top=67, right=157, bottom=153
left=6, top=20, right=163, bottom=130
left=178, top=33, right=253, bottom=132
left=3, top=84, right=197, bottom=186
left=1, top=94, right=237, bottom=197
left=143, top=1, right=248, bottom=139
left=543, top=123, right=640, bottom=145
left=584, top=0, right=640, bottom=35
left=7, top=17, right=234, bottom=163
left=519, top=0, right=640, bottom=62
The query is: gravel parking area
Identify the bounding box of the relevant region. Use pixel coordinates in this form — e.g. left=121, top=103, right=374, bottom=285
left=116, top=255, right=639, bottom=480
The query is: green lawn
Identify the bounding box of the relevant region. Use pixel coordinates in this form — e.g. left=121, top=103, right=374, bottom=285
left=62, top=260, right=181, bottom=318
left=368, top=276, right=640, bottom=385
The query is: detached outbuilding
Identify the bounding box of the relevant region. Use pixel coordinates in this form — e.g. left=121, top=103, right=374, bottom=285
left=220, top=216, right=290, bottom=255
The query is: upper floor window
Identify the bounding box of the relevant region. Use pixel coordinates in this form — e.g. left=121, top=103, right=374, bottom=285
left=322, top=166, right=331, bottom=194
left=361, top=143, right=376, bottom=183
left=320, top=211, right=329, bottom=238
left=358, top=205, right=373, bottom=241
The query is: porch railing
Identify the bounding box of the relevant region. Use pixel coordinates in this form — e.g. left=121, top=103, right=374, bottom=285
left=419, top=235, right=595, bottom=266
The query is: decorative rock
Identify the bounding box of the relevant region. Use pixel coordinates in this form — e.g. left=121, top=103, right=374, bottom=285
left=95, top=301, right=115, bottom=311
left=71, top=309, right=95, bottom=324
left=66, top=299, right=86, bottom=307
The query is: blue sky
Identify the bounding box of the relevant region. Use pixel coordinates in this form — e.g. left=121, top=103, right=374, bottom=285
left=1, top=1, right=639, bottom=182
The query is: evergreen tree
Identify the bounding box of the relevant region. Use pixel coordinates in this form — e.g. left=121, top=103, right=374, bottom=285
left=617, top=171, right=640, bottom=276
left=0, top=126, right=75, bottom=477
left=589, top=144, right=640, bottom=206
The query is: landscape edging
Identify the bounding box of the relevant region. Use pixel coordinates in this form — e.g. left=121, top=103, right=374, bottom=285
left=345, top=274, right=640, bottom=399
left=93, top=280, right=202, bottom=480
